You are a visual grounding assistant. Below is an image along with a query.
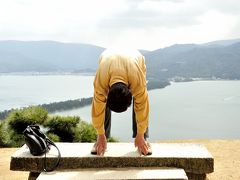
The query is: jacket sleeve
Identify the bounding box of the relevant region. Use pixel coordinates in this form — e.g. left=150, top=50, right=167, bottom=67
left=131, top=55, right=149, bottom=134
left=91, top=60, right=109, bottom=135
left=139, top=55, right=146, bottom=78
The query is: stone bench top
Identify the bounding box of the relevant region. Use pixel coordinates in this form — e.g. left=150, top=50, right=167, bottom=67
left=37, top=167, right=188, bottom=180
left=10, top=143, right=214, bottom=174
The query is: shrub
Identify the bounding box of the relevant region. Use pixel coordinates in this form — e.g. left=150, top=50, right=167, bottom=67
left=77, top=121, right=97, bottom=142
left=107, top=136, right=118, bottom=142
left=47, top=133, right=60, bottom=142
left=7, top=106, right=48, bottom=133
left=1, top=106, right=118, bottom=147
left=44, top=116, right=80, bottom=142
left=8, top=131, right=25, bottom=147
left=0, top=121, right=10, bottom=147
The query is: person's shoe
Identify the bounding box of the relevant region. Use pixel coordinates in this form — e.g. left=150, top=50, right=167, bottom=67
left=91, top=143, right=97, bottom=155
left=142, top=142, right=152, bottom=156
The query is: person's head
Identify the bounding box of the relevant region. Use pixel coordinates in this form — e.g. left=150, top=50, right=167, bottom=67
left=107, top=82, right=132, bottom=113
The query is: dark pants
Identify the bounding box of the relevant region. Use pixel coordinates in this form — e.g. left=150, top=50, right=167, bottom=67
left=104, top=100, right=149, bottom=139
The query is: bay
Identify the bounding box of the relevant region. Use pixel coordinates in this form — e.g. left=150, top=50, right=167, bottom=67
left=0, top=75, right=94, bottom=110
left=1, top=75, right=240, bottom=141
left=53, top=80, right=240, bottom=142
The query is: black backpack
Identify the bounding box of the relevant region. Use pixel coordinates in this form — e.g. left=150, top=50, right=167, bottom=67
left=23, top=125, right=61, bottom=172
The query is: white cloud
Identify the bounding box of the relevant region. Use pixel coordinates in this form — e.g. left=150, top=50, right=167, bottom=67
left=0, top=0, right=240, bottom=50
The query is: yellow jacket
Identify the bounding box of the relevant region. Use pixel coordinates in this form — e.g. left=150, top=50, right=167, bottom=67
left=91, top=49, right=149, bottom=135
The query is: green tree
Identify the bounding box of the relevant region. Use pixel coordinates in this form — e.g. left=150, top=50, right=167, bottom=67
left=7, top=106, right=48, bottom=133
left=44, top=116, right=80, bottom=142
left=5, top=106, right=48, bottom=147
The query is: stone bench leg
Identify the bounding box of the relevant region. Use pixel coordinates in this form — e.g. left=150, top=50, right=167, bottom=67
left=186, top=172, right=207, bottom=180
left=28, top=172, right=40, bottom=180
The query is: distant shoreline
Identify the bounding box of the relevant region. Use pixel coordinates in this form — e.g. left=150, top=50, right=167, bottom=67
left=1, top=72, right=239, bottom=80
left=1, top=72, right=240, bottom=81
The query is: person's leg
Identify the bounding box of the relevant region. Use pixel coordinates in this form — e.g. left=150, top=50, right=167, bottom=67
left=104, top=106, right=112, bottom=138
left=132, top=99, right=149, bottom=139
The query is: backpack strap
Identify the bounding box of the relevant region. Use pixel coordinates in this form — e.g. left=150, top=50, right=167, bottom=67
left=43, top=138, right=61, bottom=172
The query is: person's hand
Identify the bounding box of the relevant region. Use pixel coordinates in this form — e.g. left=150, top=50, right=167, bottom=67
left=95, top=134, right=107, bottom=156
left=134, top=133, right=149, bottom=155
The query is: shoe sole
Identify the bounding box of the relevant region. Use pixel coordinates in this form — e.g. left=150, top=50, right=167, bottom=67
left=142, top=151, right=152, bottom=156
left=91, top=151, right=97, bottom=155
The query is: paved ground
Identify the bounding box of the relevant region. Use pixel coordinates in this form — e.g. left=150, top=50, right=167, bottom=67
left=0, top=140, right=240, bottom=180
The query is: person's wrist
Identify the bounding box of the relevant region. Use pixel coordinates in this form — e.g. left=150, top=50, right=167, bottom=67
left=136, top=133, right=144, bottom=138
left=98, top=134, right=106, bottom=140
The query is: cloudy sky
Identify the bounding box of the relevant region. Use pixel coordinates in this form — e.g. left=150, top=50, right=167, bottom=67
left=0, top=0, right=240, bottom=50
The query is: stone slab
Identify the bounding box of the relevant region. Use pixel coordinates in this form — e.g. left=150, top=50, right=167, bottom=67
left=37, top=168, right=188, bottom=180
left=10, top=143, right=214, bottom=174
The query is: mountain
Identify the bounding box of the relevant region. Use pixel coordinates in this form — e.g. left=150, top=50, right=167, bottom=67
left=145, top=41, right=240, bottom=80
left=0, top=39, right=240, bottom=80
left=0, top=41, right=105, bottom=72
left=201, top=38, right=240, bottom=47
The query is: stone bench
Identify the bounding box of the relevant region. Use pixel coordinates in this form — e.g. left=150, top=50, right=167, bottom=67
left=10, top=143, right=214, bottom=180
left=38, top=168, right=188, bottom=180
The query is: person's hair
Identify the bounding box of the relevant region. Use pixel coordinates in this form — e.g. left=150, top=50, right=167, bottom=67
left=107, top=82, right=132, bottom=113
